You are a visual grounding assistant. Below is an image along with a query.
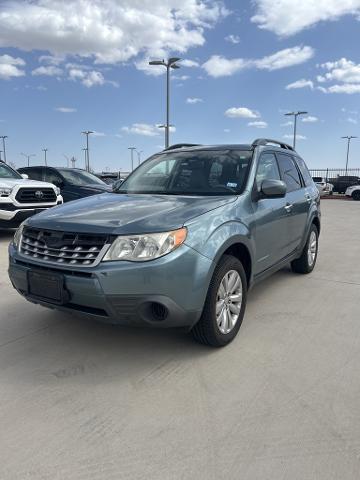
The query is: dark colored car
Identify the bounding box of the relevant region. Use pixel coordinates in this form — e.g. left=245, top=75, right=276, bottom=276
left=327, top=175, right=360, bottom=193
left=10, top=139, right=321, bottom=347
left=17, top=167, right=112, bottom=202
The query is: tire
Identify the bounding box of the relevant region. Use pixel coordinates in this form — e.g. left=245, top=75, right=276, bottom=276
left=352, top=191, right=360, bottom=201
left=191, top=255, right=247, bottom=347
left=291, top=224, right=319, bottom=274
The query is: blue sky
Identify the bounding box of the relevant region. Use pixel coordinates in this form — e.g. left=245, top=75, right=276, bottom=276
left=1, top=0, right=360, bottom=172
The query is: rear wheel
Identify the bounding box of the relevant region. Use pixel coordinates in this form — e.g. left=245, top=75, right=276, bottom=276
left=191, top=255, right=247, bottom=347
left=291, top=224, right=318, bottom=274
left=352, top=190, right=360, bottom=201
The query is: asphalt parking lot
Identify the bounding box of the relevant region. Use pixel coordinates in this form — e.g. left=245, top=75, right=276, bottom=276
left=0, top=199, right=359, bottom=480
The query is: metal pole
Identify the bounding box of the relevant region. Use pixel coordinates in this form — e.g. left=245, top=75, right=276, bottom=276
left=293, top=114, right=297, bottom=149
left=0, top=151, right=2, bottom=161
left=166, top=64, right=170, bottom=149
left=345, top=138, right=350, bottom=174
left=0, top=136, right=7, bottom=164
left=42, top=148, right=48, bottom=166
left=86, top=134, right=89, bottom=171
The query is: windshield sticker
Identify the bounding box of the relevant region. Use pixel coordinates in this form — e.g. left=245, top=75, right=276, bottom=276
left=227, top=182, right=237, bottom=188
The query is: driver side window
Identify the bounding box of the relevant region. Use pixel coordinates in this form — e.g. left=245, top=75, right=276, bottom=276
left=256, top=153, right=280, bottom=190
left=44, top=169, right=63, bottom=187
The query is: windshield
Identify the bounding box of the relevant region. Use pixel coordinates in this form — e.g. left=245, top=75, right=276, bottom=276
left=0, top=162, right=22, bottom=179
left=57, top=169, right=106, bottom=186
left=116, top=150, right=253, bottom=195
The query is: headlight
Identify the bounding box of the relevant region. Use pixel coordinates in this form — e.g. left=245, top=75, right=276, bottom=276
left=102, top=228, right=187, bottom=262
left=0, top=187, right=12, bottom=197
left=13, top=223, right=25, bottom=249
left=55, top=187, right=61, bottom=196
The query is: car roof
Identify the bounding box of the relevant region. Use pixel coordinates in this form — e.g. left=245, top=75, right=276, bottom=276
left=19, top=166, right=87, bottom=172
left=160, top=139, right=296, bottom=154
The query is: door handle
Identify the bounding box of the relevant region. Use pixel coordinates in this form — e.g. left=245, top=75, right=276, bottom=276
left=284, top=203, right=293, bottom=213
left=305, top=194, right=312, bottom=203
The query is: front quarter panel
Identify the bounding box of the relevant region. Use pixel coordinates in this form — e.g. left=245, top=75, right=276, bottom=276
left=184, top=196, right=254, bottom=266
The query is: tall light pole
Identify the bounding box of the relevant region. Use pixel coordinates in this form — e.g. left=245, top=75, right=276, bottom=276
left=21, top=152, right=36, bottom=167
left=149, top=57, right=181, bottom=148
left=284, top=111, right=308, bottom=149
left=81, top=131, right=93, bottom=172
left=42, top=148, right=48, bottom=166
left=0, top=151, right=2, bottom=162
left=136, top=150, right=143, bottom=166
left=0, top=136, right=8, bottom=163
left=341, top=136, right=357, bottom=174
left=81, top=148, right=87, bottom=169
left=128, top=147, right=136, bottom=171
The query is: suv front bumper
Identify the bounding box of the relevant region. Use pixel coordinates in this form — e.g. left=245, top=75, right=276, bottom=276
left=8, top=243, right=214, bottom=328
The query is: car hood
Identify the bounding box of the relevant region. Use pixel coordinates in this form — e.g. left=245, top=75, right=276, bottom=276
left=0, top=178, right=57, bottom=189
left=76, top=183, right=112, bottom=193
left=26, top=193, right=236, bottom=234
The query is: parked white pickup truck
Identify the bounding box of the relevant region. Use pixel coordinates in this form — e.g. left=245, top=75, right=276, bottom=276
left=0, top=161, right=63, bottom=228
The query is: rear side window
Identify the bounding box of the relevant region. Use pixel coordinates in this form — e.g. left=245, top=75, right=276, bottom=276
left=277, top=154, right=302, bottom=192
left=295, top=156, right=313, bottom=187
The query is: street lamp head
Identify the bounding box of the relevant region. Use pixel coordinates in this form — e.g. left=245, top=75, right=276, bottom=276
left=170, top=63, right=180, bottom=69
left=298, top=111, right=308, bottom=115
left=149, top=60, right=165, bottom=66
left=168, top=57, right=181, bottom=65
left=284, top=112, right=295, bottom=116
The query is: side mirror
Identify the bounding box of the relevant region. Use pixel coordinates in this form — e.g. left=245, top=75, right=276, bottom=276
left=260, top=179, right=287, bottom=198
left=21, top=173, right=29, bottom=179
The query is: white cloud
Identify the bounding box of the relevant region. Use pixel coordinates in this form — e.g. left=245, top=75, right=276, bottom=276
left=181, top=59, right=200, bottom=67
left=122, top=123, right=160, bottom=137
left=255, top=46, right=314, bottom=71
left=286, top=79, right=314, bottom=90
left=202, top=55, right=247, bottom=77
left=251, top=0, right=360, bottom=37
left=203, top=46, right=314, bottom=77
left=225, top=34, right=240, bottom=44
left=347, top=117, right=358, bottom=124
left=283, top=134, right=306, bottom=140
left=225, top=107, right=260, bottom=119
left=55, top=107, right=77, bottom=113
left=0, top=54, right=25, bottom=80
left=0, top=0, right=227, bottom=65
left=67, top=67, right=111, bottom=87
left=186, top=97, right=203, bottom=104
left=248, top=121, right=268, bottom=128
left=328, top=84, right=360, bottom=94
left=172, top=74, right=190, bottom=81
left=319, top=58, right=360, bottom=84
left=302, top=115, right=318, bottom=122
left=32, top=65, right=63, bottom=76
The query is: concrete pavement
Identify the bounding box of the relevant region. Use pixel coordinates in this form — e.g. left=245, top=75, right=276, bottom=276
left=0, top=199, right=360, bottom=479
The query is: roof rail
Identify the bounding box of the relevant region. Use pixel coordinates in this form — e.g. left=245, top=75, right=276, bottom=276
left=252, top=138, right=294, bottom=151
left=164, top=143, right=201, bottom=151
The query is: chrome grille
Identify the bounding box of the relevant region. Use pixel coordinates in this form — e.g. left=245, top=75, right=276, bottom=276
left=20, top=227, right=112, bottom=266
left=16, top=188, right=57, bottom=204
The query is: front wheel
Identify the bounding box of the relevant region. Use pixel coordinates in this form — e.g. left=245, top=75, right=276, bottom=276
left=352, top=191, right=360, bottom=201
left=191, top=255, right=247, bottom=347
left=291, top=224, right=319, bottom=274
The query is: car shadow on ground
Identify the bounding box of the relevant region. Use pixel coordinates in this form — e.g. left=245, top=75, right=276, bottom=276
left=10, top=267, right=294, bottom=355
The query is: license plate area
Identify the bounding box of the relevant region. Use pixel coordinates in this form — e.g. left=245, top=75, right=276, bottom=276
left=27, top=270, right=68, bottom=305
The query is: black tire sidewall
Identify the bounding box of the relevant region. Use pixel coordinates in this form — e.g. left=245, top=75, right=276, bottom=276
left=352, top=191, right=360, bottom=201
